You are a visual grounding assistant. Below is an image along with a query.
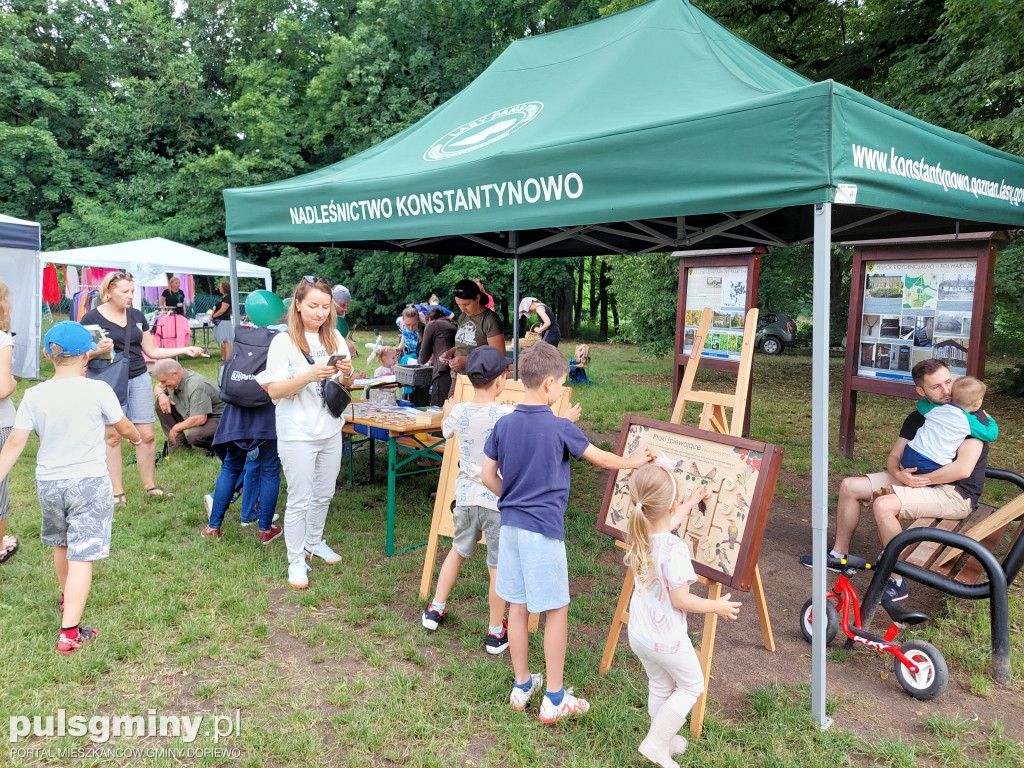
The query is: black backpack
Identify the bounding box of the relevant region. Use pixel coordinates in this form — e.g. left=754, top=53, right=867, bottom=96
left=218, top=325, right=280, bottom=407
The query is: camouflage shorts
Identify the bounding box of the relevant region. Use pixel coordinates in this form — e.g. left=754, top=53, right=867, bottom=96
left=37, top=476, right=114, bottom=562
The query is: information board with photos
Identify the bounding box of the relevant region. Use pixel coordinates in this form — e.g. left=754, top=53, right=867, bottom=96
left=857, top=260, right=977, bottom=382
left=838, top=233, right=1001, bottom=458
left=682, top=266, right=751, bottom=363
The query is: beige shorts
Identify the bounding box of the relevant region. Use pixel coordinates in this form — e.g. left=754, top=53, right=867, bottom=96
left=865, top=471, right=972, bottom=521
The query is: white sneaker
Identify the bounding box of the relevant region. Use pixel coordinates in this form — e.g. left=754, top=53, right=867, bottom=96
left=509, top=672, right=543, bottom=710
left=304, top=539, right=342, bottom=564
left=204, top=494, right=213, bottom=519
left=538, top=688, right=590, bottom=723
left=288, top=559, right=311, bottom=589
left=241, top=512, right=279, bottom=528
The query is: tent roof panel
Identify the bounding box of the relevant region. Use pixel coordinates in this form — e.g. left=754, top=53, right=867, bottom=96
left=223, top=0, right=1024, bottom=254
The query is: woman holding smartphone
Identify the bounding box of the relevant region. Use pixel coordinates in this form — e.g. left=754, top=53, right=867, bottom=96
left=262, top=277, right=354, bottom=589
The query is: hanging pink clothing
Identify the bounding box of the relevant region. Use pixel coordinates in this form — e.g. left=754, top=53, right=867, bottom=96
left=42, top=264, right=61, bottom=304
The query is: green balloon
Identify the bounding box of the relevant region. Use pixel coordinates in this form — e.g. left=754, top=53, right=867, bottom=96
left=245, top=290, right=286, bottom=326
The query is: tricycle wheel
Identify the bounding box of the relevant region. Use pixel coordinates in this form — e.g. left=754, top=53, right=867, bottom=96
left=894, top=640, right=948, bottom=700
left=800, top=598, right=838, bottom=645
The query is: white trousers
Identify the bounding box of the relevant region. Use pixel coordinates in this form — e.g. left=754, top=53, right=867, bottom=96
left=629, top=631, right=705, bottom=719
left=278, top=433, right=343, bottom=563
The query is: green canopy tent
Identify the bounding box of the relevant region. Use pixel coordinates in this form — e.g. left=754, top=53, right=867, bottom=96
left=223, top=0, right=1024, bottom=728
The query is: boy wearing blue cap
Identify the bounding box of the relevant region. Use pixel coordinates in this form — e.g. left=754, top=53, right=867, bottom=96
left=0, top=322, right=141, bottom=655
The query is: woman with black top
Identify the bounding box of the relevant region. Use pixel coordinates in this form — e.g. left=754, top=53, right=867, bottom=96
left=83, top=271, right=207, bottom=505
left=211, top=281, right=233, bottom=360
left=159, top=276, right=186, bottom=315
left=518, top=296, right=561, bottom=347
left=418, top=306, right=457, bottom=407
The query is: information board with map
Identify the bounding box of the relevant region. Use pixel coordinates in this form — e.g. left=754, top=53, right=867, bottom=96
left=857, top=259, right=977, bottom=382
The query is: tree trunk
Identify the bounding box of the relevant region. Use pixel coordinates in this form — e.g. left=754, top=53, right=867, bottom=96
left=599, top=260, right=609, bottom=338
left=574, top=258, right=584, bottom=332
left=589, top=255, right=597, bottom=323
left=611, top=293, right=619, bottom=333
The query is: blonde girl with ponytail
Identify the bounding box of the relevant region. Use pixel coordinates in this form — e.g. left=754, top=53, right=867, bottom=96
left=624, top=463, right=741, bottom=768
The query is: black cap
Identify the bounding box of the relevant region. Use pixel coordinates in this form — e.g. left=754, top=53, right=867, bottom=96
left=466, top=346, right=513, bottom=385
left=453, top=279, right=483, bottom=301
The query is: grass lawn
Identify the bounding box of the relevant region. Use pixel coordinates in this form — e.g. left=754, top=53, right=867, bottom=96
left=1, top=331, right=1022, bottom=767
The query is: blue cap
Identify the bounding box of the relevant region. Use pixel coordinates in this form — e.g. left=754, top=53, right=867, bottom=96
left=44, top=321, right=97, bottom=357
left=465, top=345, right=513, bottom=385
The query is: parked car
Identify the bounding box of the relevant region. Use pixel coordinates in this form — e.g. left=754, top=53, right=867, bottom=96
left=756, top=310, right=796, bottom=355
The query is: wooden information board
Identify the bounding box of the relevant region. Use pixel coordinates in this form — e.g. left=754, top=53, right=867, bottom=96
left=674, top=248, right=762, bottom=432
left=838, top=233, right=1001, bottom=457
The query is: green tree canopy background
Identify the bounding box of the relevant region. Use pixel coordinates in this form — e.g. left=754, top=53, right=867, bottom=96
left=2, top=0, right=1021, bottom=345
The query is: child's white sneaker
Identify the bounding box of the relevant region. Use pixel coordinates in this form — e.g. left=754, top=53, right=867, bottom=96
left=288, top=558, right=311, bottom=589
left=538, top=688, right=590, bottom=723
left=509, top=672, right=543, bottom=710
left=304, top=540, right=342, bottom=564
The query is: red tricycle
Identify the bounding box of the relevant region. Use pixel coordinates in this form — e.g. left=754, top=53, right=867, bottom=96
left=800, top=553, right=948, bottom=700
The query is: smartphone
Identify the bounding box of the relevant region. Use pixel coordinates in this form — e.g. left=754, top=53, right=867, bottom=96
left=327, top=354, right=345, bottom=367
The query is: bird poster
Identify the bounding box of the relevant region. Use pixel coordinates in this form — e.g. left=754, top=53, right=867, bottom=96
left=597, top=416, right=781, bottom=592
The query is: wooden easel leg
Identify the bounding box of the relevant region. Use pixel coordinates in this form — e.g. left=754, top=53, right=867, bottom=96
left=599, top=568, right=635, bottom=676
left=690, top=580, right=721, bottom=739
left=528, top=612, right=540, bottom=633
left=418, top=531, right=441, bottom=602
left=752, top=564, right=776, bottom=652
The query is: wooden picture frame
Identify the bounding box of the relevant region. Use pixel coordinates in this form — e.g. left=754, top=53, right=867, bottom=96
left=595, top=416, right=781, bottom=592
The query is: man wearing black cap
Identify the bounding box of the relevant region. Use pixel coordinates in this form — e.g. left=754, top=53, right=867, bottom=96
left=449, top=279, right=505, bottom=398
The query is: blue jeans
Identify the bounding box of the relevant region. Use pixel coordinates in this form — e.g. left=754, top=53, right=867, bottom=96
left=210, top=440, right=281, bottom=531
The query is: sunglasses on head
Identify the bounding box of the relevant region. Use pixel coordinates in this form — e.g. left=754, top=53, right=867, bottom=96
left=303, top=275, right=330, bottom=286
left=112, top=271, right=133, bottom=281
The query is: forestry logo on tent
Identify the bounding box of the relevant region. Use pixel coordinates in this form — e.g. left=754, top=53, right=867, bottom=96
left=424, top=102, right=543, bottom=161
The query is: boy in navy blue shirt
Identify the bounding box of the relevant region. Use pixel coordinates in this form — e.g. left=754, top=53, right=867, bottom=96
left=483, top=342, right=650, bottom=723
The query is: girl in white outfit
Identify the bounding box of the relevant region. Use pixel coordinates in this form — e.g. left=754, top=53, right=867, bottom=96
left=624, top=464, right=741, bottom=768
left=263, top=277, right=354, bottom=589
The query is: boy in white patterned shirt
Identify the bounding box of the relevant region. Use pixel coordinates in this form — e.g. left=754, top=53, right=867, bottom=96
left=421, top=346, right=516, bottom=653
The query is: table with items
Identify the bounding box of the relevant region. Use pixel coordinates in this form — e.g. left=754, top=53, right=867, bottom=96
left=343, top=402, right=445, bottom=556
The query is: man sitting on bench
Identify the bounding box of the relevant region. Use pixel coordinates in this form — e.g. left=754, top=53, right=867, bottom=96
left=802, top=359, right=990, bottom=602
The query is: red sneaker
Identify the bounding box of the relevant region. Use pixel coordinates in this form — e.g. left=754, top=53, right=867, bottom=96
left=257, top=525, right=283, bottom=545
left=57, top=627, right=99, bottom=656
left=201, top=526, right=222, bottom=540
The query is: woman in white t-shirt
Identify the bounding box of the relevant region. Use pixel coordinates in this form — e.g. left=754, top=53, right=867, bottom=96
left=0, top=281, right=18, bottom=565
left=263, top=277, right=354, bottom=589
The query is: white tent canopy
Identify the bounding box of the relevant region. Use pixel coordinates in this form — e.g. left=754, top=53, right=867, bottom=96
left=43, top=237, right=272, bottom=288
left=0, top=213, right=43, bottom=378
left=9, top=237, right=273, bottom=379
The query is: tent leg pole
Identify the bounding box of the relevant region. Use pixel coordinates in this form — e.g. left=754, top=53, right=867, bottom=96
left=227, top=242, right=240, bottom=332
left=512, top=235, right=520, bottom=379
left=811, top=201, right=833, bottom=730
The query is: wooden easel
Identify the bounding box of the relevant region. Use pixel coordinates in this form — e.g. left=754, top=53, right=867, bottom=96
left=419, top=376, right=574, bottom=633
left=598, top=307, right=776, bottom=739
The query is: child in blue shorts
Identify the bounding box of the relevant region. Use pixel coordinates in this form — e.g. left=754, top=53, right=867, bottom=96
left=0, top=322, right=141, bottom=655
left=482, top=342, right=651, bottom=723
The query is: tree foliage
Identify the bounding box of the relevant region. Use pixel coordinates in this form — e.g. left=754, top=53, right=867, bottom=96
left=1, top=0, right=1020, bottom=345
